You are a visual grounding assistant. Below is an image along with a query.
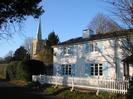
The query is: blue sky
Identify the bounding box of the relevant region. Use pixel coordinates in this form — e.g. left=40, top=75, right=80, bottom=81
left=0, top=0, right=110, bottom=57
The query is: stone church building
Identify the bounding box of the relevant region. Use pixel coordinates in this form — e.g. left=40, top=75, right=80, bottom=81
left=31, top=19, right=53, bottom=73
left=32, top=19, right=46, bottom=60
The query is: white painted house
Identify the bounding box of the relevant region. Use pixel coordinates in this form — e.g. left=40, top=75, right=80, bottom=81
left=32, top=28, right=133, bottom=94
left=53, top=29, right=133, bottom=80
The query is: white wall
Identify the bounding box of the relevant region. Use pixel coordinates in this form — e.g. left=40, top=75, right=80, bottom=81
left=53, top=37, right=128, bottom=80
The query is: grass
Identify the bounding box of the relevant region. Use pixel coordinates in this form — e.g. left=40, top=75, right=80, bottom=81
left=43, top=85, right=57, bottom=94
left=58, top=90, right=127, bottom=99
left=38, top=84, right=127, bottom=99
left=9, top=82, right=127, bottom=99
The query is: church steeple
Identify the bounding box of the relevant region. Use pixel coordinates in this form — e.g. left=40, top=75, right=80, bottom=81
left=36, top=18, right=42, bottom=40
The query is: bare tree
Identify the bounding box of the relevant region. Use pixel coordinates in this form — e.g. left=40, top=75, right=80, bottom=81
left=23, top=37, right=33, bottom=54
left=120, top=34, right=133, bottom=57
left=4, top=50, right=14, bottom=63
left=103, top=0, right=133, bottom=56
left=104, top=0, right=133, bottom=28
left=88, top=13, right=121, bottom=33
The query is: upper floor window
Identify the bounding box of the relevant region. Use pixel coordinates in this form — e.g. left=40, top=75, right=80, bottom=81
left=68, top=46, right=73, bottom=54
left=60, top=46, right=74, bottom=55
left=90, top=42, right=98, bottom=52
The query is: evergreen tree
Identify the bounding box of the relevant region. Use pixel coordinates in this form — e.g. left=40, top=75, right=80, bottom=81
left=0, top=0, right=44, bottom=27
left=13, top=46, right=28, bottom=61
left=47, top=31, right=59, bottom=46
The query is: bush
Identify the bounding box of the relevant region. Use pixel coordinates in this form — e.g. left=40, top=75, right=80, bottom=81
left=22, top=60, right=45, bottom=81
left=6, top=61, right=26, bottom=80
left=5, top=60, right=45, bottom=81
left=0, top=64, right=8, bottom=79
left=27, top=81, right=41, bottom=88
left=127, top=77, right=133, bottom=99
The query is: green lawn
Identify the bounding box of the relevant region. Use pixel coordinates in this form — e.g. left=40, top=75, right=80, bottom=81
left=37, top=84, right=127, bottom=99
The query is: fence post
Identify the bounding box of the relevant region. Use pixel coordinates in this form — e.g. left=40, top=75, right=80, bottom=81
left=54, top=75, right=58, bottom=88
left=71, top=76, right=74, bottom=91
left=96, top=77, right=99, bottom=96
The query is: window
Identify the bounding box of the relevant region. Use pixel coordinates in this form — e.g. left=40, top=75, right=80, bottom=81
left=62, top=64, right=72, bottom=76
left=91, top=63, right=103, bottom=76
left=68, top=46, right=73, bottom=54
left=90, top=43, right=94, bottom=52
left=60, top=47, right=67, bottom=56
left=60, top=46, right=73, bottom=55
left=90, top=42, right=98, bottom=52
left=84, top=43, right=89, bottom=53
left=64, top=47, right=67, bottom=54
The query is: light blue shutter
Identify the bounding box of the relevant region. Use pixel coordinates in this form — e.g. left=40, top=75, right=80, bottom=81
left=97, top=41, right=103, bottom=53
left=68, top=46, right=74, bottom=55
left=103, top=62, right=108, bottom=78
left=72, top=64, right=75, bottom=76
left=84, top=43, right=90, bottom=53
left=57, top=65, right=62, bottom=76
left=85, top=63, right=91, bottom=77
left=73, top=45, right=78, bottom=55
left=60, top=47, right=63, bottom=57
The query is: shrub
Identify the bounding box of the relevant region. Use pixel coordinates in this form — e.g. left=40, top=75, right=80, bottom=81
left=22, top=60, right=45, bottom=81
left=127, top=77, right=133, bottom=99
left=5, top=60, right=45, bottom=81
left=0, top=64, right=8, bottom=79
left=6, top=61, right=26, bottom=80
left=27, top=81, right=41, bottom=88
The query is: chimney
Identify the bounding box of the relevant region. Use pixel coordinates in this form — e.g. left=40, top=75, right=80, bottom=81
left=82, top=29, right=94, bottom=38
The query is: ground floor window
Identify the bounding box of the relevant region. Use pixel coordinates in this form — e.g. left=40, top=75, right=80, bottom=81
left=62, top=64, right=72, bottom=76
left=91, top=63, right=103, bottom=76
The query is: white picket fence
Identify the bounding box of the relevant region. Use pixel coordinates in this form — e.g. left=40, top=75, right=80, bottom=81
left=32, top=75, right=129, bottom=94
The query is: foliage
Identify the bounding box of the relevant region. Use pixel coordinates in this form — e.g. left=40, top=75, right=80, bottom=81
left=88, top=13, right=121, bottom=33
left=127, top=77, right=133, bottom=99
left=47, top=31, right=59, bottom=47
left=37, top=48, right=53, bottom=65
left=6, top=61, right=26, bottom=80
left=13, top=46, right=29, bottom=61
left=23, top=37, right=33, bottom=54
left=0, top=64, right=8, bottom=79
left=37, top=84, right=126, bottom=99
left=6, top=60, right=45, bottom=81
left=58, top=89, right=126, bottom=99
left=27, top=81, right=41, bottom=88
left=0, top=0, right=44, bottom=28
left=3, top=51, right=14, bottom=63
left=37, top=31, right=59, bottom=65
left=4, top=56, right=13, bottom=63
left=23, top=60, right=45, bottom=81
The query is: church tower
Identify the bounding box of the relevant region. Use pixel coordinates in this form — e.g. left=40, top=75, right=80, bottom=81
left=32, top=18, right=46, bottom=59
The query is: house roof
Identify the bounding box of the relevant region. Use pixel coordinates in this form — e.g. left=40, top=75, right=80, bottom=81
left=55, top=28, right=133, bottom=46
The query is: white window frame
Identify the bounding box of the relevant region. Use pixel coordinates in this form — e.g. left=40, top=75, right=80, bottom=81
left=90, top=42, right=98, bottom=52
left=91, top=63, right=103, bottom=76
left=62, top=64, right=72, bottom=76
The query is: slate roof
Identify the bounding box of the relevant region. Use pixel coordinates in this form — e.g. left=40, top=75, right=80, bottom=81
left=56, top=29, right=133, bottom=46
